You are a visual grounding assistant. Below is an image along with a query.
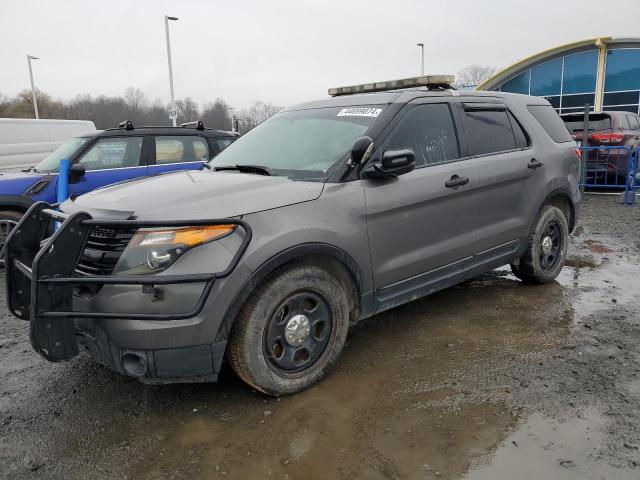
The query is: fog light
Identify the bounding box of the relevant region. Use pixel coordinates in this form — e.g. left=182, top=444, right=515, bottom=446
left=121, top=353, right=146, bottom=377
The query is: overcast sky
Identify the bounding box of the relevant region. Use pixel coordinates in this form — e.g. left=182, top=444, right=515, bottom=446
left=1, top=0, right=638, bottom=110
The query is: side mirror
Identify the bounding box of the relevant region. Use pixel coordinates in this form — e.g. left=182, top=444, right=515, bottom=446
left=362, top=148, right=415, bottom=179
left=349, top=136, right=374, bottom=166
left=68, top=163, right=86, bottom=183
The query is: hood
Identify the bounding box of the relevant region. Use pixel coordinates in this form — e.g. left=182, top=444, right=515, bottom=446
left=0, top=171, right=46, bottom=195
left=62, top=170, right=325, bottom=220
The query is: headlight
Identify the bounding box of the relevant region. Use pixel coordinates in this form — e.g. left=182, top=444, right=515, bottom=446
left=113, top=225, right=236, bottom=275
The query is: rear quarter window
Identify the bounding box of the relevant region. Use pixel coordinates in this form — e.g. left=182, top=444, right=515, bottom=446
left=527, top=105, right=574, bottom=143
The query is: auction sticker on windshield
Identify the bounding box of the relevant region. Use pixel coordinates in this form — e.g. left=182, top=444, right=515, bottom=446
left=337, top=107, right=382, bottom=117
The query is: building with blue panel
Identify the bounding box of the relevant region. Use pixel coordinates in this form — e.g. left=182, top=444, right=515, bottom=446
left=477, top=37, right=640, bottom=115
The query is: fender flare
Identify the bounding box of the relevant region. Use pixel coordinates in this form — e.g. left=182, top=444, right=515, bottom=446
left=215, top=243, right=368, bottom=343
left=0, top=195, right=35, bottom=213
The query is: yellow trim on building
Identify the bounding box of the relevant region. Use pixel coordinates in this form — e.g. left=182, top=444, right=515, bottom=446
left=594, top=38, right=608, bottom=111
left=476, top=36, right=612, bottom=91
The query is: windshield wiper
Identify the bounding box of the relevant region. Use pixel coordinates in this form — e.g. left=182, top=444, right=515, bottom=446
left=21, top=166, right=39, bottom=173
left=200, top=163, right=213, bottom=170
left=213, top=164, right=274, bottom=176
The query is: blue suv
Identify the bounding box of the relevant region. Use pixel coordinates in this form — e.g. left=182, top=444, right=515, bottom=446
left=0, top=120, right=237, bottom=255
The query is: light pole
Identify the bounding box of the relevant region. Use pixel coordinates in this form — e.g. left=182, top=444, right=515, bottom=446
left=164, top=15, right=179, bottom=126
left=416, top=43, right=424, bottom=76
left=229, top=107, right=235, bottom=132
left=27, top=55, right=39, bottom=119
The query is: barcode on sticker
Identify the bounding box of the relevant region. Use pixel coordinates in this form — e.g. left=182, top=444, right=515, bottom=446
left=337, top=108, right=382, bottom=118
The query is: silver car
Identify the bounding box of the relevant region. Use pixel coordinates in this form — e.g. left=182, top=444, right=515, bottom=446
left=5, top=77, right=581, bottom=395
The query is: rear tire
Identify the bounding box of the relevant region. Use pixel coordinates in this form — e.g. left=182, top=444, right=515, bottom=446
left=228, top=263, right=350, bottom=396
left=511, top=205, right=568, bottom=284
left=0, top=210, right=23, bottom=267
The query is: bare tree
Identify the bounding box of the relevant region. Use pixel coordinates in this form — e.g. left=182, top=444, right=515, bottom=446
left=201, top=98, right=232, bottom=130
left=235, top=101, right=282, bottom=133
left=124, top=87, right=147, bottom=112
left=455, top=65, right=496, bottom=88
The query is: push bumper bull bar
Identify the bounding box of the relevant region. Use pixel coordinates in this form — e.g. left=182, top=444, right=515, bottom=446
left=5, top=201, right=251, bottom=362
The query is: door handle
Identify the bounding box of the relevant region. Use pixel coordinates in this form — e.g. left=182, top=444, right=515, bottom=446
left=445, top=175, right=470, bottom=188
left=528, top=158, right=544, bottom=169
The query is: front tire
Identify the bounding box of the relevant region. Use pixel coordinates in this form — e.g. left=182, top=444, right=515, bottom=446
left=228, top=263, right=350, bottom=396
left=511, top=205, right=569, bottom=284
left=0, top=210, right=23, bottom=266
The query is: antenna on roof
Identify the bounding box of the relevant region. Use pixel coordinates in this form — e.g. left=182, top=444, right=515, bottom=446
left=328, top=75, right=456, bottom=97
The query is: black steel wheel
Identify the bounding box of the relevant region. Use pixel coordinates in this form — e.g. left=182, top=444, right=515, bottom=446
left=511, top=204, right=569, bottom=284
left=539, top=220, right=562, bottom=272
left=228, top=263, right=351, bottom=396
left=263, top=291, right=333, bottom=374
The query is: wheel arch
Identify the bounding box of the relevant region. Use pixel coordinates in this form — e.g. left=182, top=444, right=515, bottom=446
left=543, top=188, right=576, bottom=232
left=216, top=243, right=368, bottom=344
left=0, top=195, right=34, bottom=214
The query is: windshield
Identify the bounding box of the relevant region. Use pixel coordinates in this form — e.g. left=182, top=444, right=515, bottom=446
left=36, top=136, right=90, bottom=172
left=563, top=114, right=612, bottom=132
left=208, top=106, right=381, bottom=179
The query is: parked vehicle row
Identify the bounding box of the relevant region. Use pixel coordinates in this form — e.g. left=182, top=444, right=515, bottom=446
left=0, top=120, right=238, bottom=257
left=5, top=76, right=582, bottom=395
left=0, top=118, right=96, bottom=170
left=561, top=110, right=640, bottom=184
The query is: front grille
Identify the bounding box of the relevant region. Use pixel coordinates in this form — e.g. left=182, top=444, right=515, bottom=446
left=76, top=227, right=135, bottom=276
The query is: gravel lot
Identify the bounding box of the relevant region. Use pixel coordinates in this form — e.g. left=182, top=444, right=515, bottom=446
left=1, top=194, right=639, bottom=479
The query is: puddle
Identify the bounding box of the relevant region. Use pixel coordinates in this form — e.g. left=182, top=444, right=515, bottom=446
left=465, top=409, right=637, bottom=480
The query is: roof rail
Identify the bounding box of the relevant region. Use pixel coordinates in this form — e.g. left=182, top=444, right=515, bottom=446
left=118, top=120, right=134, bottom=130
left=328, top=75, right=456, bottom=97
left=180, top=120, right=205, bottom=130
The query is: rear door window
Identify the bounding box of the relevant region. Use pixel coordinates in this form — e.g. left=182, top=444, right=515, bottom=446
left=508, top=112, right=530, bottom=149
left=384, top=103, right=460, bottom=168
left=528, top=105, right=574, bottom=142
left=462, top=107, right=516, bottom=156
left=155, top=136, right=209, bottom=165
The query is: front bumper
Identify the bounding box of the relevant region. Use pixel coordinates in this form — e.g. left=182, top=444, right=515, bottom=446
left=5, top=201, right=251, bottom=380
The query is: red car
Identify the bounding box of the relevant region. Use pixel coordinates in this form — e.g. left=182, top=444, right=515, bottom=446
left=561, top=111, right=640, bottom=185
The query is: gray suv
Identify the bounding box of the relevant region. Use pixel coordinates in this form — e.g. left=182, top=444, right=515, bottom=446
left=5, top=76, right=581, bottom=395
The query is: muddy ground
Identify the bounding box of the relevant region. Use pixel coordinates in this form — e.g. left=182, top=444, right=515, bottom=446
left=1, top=194, right=639, bottom=480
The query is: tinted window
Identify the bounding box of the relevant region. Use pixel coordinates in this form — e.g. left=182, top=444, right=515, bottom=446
left=155, top=136, right=209, bottom=164
left=562, top=113, right=612, bottom=132
left=508, top=112, right=530, bottom=148
left=527, top=105, right=573, bottom=143
left=605, top=49, right=640, bottom=92
left=78, top=137, right=143, bottom=170
left=385, top=103, right=459, bottom=167
left=216, top=138, right=235, bottom=152
left=530, top=58, right=562, bottom=96
left=629, top=115, right=640, bottom=131
left=562, top=50, right=598, bottom=94
left=463, top=108, right=516, bottom=155
left=500, top=71, right=529, bottom=94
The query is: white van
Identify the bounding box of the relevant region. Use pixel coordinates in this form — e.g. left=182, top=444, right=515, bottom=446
left=0, top=118, right=96, bottom=171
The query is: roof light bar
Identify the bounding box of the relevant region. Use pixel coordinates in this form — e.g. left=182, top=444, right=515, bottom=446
left=328, top=75, right=455, bottom=97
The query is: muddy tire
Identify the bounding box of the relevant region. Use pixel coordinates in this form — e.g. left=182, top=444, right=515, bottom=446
left=228, top=264, right=350, bottom=396
left=0, top=210, right=23, bottom=267
left=511, top=205, right=568, bottom=284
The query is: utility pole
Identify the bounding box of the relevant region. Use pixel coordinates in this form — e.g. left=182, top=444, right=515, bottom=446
left=165, top=15, right=179, bottom=126
left=27, top=55, right=40, bottom=119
